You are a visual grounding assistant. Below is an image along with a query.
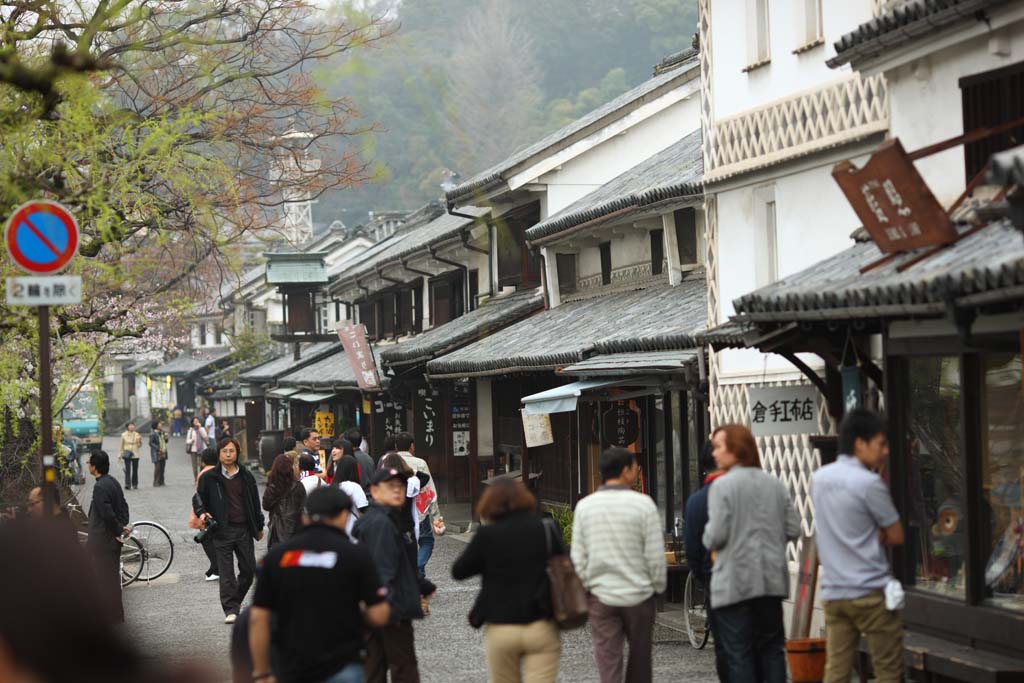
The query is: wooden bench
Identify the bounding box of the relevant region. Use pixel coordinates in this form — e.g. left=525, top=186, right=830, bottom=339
left=856, top=631, right=1024, bottom=683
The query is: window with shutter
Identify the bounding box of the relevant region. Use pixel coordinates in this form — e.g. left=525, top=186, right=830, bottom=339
left=675, top=208, right=698, bottom=266
left=961, top=62, right=1024, bottom=182
left=556, top=253, right=577, bottom=294
left=650, top=229, right=664, bottom=276
left=745, top=0, right=771, bottom=69
left=496, top=202, right=541, bottom=289
left=600, top=242, right=612, bottom=285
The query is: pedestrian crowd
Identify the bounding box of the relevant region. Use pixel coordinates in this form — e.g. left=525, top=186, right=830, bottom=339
left=11, top=406, right=907, bottom=683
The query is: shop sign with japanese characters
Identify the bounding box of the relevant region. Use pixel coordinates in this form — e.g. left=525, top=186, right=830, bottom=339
left=601, top=401, right=639, bottom=448
left=336, top=323, right=381, bottom=390
left=415, top=388, right=441, bottom=454
left=6, top=275, right=82, bottom=306
left=451, top=382, right=471, bottom=457
left=832, top=138, right=957, bottom=254
left=314, top=411, right=335, bottom=438
left=748, top=386, right=819, bottom=437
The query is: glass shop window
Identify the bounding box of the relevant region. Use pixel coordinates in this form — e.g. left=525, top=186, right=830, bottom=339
left=906, top=356, right=965, bottom=599
left=981, top=353, right=1024, bottom=611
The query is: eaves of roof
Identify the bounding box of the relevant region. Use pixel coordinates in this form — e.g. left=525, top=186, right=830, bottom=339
left=732, top=220, right=1024, bottom=322
left=239, top=341, right=339, bottom=382
left=426, top=272, right=707, bottom=379
left=526, top=130, right=704, bottom=244
left=828, top=0, right=1010, bottom=68
left=445, top=56, right=701, bottom=208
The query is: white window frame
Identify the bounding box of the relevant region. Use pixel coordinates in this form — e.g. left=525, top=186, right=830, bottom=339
left=753, top=186, right=779, bottom=288
left=795, top=0, right=823, bottom=52
left=745, top=0, right=771, bottom=71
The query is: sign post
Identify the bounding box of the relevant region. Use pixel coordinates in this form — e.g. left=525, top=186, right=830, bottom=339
left=4, top=200, right=81, bottom=516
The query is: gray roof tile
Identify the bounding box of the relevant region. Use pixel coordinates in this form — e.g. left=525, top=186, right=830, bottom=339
left=829, top=0, right=1010, bottom=67
left=239, top=342, right=339, bottom=382
left=427, top=271, right=707, bottom=377
left=380, top=289, right=544, bottom=367
left=446, top=57, right=700, bottom=206
left=526, top=131, right=703, bottom=244
left=275, top=347, right=357, bottom=388
left=733, top=220, right=1024, bottom=320
left=148, top=349, right=233, bottom=377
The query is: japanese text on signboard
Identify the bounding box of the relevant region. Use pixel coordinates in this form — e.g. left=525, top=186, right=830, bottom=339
left=748, top=386, right=820, bottom=437
left=415, top=388, right=440, bottom=453
left=451, top=382, right=471, bottom=457
left=336, top=324, right=381, bottom=390
left=832, top=138, right=956, bottom=254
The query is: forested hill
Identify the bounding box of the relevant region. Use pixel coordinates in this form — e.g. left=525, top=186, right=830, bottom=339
left=316, top=0, right=699, bottom=227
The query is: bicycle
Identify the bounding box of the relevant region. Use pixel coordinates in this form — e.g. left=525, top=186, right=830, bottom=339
left=67, top=501, right=174, bottom=585
left=684, top=571, right=711, bottom=650
left=75, top=529, right=145, bottom=587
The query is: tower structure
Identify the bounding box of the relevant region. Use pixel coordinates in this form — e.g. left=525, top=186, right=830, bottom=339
left=274, top=130, right=320, bottom=245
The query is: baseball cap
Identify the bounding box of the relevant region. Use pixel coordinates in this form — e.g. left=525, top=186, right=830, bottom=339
left=305, top=486, right=352, bottom=518
left=369, top=467, right=409, bottom=486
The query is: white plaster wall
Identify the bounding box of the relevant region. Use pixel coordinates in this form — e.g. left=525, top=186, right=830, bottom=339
left=887, top=24, right=1024, bottom=206
left=572, top=230, right=655, bottom=281
left=709, top=0, right=874, bottom=119
left=538, top=93, right=702, bottom=218
left=715, top=155, right=869, bottom=377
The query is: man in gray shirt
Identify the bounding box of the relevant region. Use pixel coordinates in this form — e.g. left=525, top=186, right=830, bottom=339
left=811, top=409, right=904, bottom=683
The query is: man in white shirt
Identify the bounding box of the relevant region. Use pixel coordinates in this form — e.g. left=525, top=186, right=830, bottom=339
left=394, top=432, right=444, bottom=579
left=205, top=408, right=217, bottom=443
left=571, top=446, right=666, bottom=683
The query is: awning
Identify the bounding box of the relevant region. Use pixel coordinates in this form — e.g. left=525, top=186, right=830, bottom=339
left=266, top=387, right=300, bottom=398
left=521, top=379, right=635, bottom=415
left=290, top=391, right=337, bottom=404
left=560, top=351, right=697, bottom=377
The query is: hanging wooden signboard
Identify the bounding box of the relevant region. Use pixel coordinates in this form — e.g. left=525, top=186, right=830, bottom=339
left=833, top=138, right=957, bottom=254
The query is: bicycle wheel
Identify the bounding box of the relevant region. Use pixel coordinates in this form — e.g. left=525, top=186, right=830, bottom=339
left=120, top=537, right=144, bottom=587
left=684, top=572, right=711, bottom=649
left=130, top=521, right=175, bottom=581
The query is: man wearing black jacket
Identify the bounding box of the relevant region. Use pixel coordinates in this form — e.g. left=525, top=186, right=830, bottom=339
left=193, top=437, right=265, bottom=624
left=345, top=427, right=374, bottom=491
left=354, top=468, right=436, bottom=683
left=87, top=451, right=130, bottom=623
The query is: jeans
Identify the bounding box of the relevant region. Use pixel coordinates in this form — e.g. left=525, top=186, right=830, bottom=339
left=123, top=457, right=139, bottom=489
left=214, top=524, right=257, bottom=615
left=713, top=596, right=787, bottom=683
left=587, top=594, right=656, bottom=683
left=417, top=521, right=434, bottom=579
left=323, top=662, right=364, bottom=683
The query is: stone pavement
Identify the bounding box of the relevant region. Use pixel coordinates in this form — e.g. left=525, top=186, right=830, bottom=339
left=79, top=434, right=717, bottom=682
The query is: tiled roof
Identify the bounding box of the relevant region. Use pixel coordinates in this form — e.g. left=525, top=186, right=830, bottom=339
left=733, top=220, right=1024, bottom=320
left=328, top=206, right=489, bottom=286
left=427, top=271, right=707, bottom=378
left=559, top=350, right=698, bottom=377
left=148, top=349, right=233, bottom=377
left=445, top=56, right=700, bottom=207
left=239, top=342, right=339, bottom=382
left=828, top=0, right=1010, bottom=67
left=694, top=319, right=758, bottom=349
left=275, top=347, right=357, bottom=389
left=379, top=289, right=545, bottom=368
left=526, top=130, right=703, bottom=244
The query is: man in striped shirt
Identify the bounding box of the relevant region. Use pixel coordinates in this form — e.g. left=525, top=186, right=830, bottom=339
left=571, top=446, right=667, bottom=683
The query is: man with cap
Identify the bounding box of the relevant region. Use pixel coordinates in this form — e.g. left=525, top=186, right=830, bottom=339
left=250, top=487, right=390, bottom=683
left=354, top=468, right=437, bottom=683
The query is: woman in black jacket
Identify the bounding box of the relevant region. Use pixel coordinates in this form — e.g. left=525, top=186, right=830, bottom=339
left=261, top=454, right=305, bottom=549
left=452, top=478, right=562, bottom=683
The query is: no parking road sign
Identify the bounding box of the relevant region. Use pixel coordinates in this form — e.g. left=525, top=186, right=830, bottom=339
left=5, top=200, right=79, bottom=274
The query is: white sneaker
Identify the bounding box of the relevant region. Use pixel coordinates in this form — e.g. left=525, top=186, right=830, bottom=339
left=205, top=574, right=219, bottom=582
left=224, top=613, right=237, bottom=624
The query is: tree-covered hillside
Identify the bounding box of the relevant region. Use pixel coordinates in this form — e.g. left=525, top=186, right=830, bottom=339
left=317, top=0, right=699, bottom=226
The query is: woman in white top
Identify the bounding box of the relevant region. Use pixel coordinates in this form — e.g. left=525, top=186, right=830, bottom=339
left=185, top=417, right=208, bottom=480
left=328, top=443, right=369, bottom=536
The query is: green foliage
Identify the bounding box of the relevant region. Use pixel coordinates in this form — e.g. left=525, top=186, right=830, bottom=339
left=545, top=503, right=574, bottom=547
left=318, top=0, right=699, bottom=221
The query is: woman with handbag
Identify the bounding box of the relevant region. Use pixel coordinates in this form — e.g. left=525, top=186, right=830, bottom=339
left=261, top=454, right=306, bottom=549
left=185, top=417, right=208, bottom=480
left=452, top=478, right=562, bottom=683
left=119, top=422, right=143, bottom=490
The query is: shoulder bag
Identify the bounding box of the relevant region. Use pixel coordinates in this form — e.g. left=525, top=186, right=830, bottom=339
left=542, top=517, right=589, bottom=630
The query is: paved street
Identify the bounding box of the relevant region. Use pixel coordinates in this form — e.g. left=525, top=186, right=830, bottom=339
left=79, top=435, right=716, bottom=682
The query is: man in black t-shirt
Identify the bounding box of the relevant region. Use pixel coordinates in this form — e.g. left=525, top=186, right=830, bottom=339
left=250, top=487, right=391, bottom=683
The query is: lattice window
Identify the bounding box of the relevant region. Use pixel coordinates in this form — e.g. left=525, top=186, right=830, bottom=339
left=707, top=73, right=889, bottom=181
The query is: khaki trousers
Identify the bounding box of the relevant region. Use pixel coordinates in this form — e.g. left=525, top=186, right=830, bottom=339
left=483, top=619, right=560, bottom=683
left=824, top=591, right=903, bottom=683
